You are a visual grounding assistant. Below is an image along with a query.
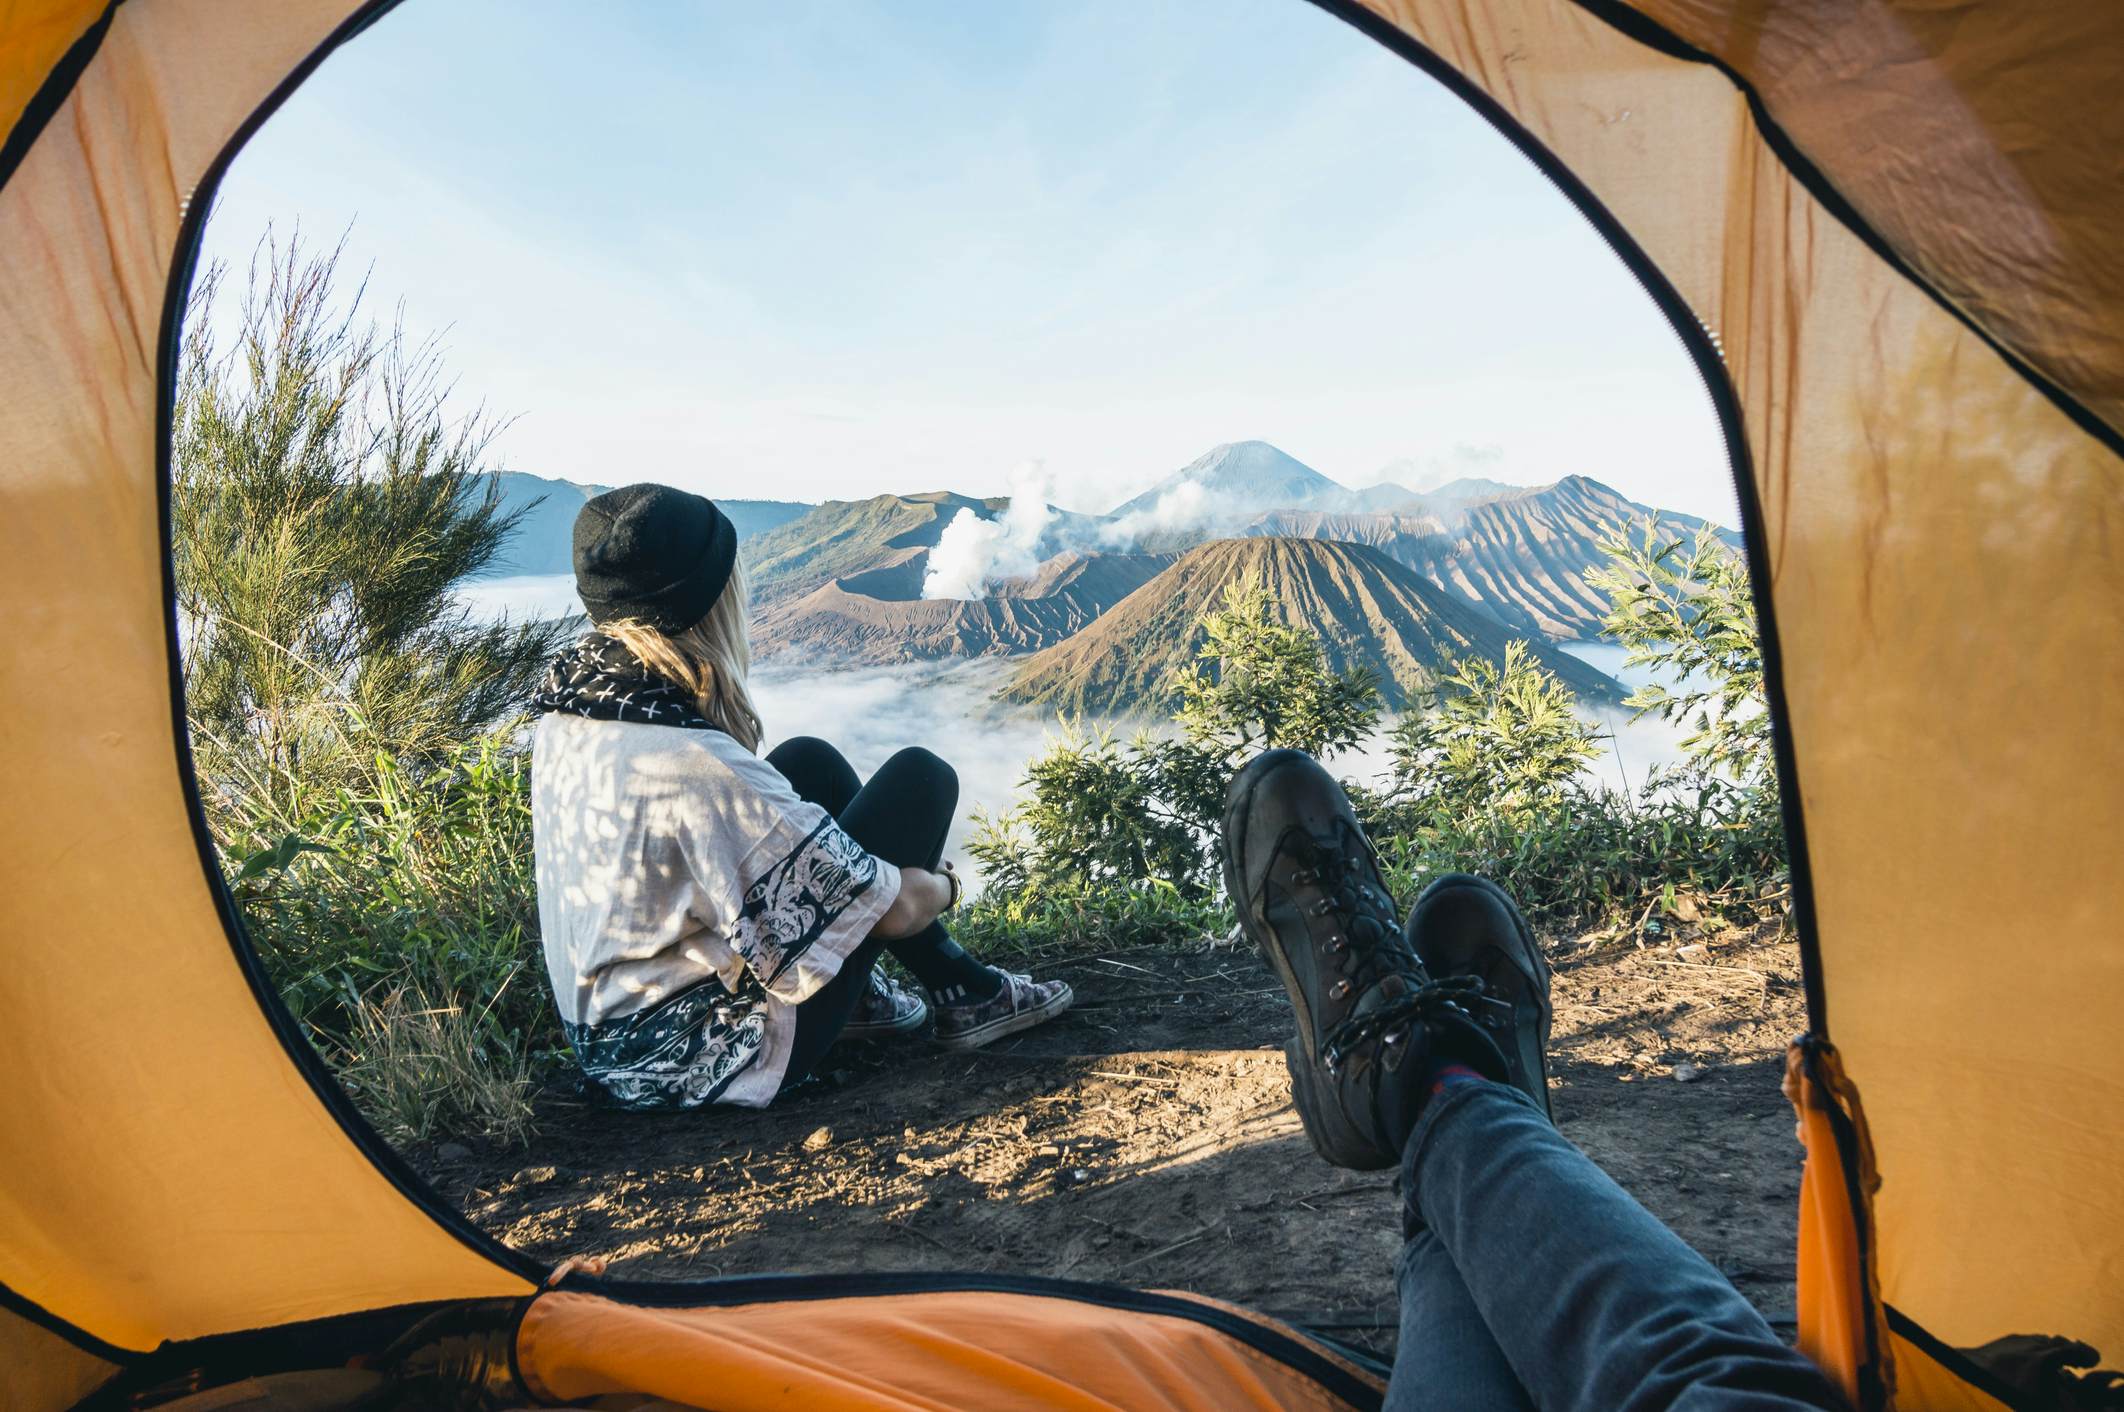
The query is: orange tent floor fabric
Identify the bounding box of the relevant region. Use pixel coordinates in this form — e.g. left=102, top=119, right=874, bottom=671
left=514, top=1287, right=1386, bottom=1412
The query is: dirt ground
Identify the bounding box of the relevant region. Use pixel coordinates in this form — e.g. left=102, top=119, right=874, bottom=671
left=422, top=921, right=1807, bottom=1355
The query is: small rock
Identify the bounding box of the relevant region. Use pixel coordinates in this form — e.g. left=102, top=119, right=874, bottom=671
left=435, top=1142, right=473, bottom=1163
left=1673, top=1062, right=1705, bottom=1083
left=516, top=1165, right=559, bottom=1185
left=802, top=1125, right=834, bottom=1152
left=1675, top=943, right=1709, bottom=961
left=894, top=1152, right=916, bottom=1166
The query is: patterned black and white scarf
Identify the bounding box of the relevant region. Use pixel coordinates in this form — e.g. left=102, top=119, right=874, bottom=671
left=530, top=632, right=715, bottom=730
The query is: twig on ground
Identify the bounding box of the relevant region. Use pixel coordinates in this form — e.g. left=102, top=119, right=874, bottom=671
left=1111, top=1222, right=1219, bottom=1272
left=1638, top=960, right=1772, bottom=985
left=1089, top=957, right=1161, bottom=977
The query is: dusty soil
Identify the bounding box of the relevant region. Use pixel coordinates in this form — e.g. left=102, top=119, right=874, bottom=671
left=423, top=922, right=1807, bottom=1354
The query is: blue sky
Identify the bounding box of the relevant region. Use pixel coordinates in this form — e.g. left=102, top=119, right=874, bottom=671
left=201, top=0, right=1736, bottom=524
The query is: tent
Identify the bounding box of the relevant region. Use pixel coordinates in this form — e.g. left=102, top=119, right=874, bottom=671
left=3, top=1, right=2118, bottom=1407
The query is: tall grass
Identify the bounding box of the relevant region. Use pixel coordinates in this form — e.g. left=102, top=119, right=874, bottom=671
left=210, top=733, right=560, bottom=1146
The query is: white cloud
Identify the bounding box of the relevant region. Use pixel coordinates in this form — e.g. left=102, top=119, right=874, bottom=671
left=1096, top=480, right=1213, bottom=547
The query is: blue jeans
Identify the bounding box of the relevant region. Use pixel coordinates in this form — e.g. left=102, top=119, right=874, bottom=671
left=1385, top=1078, right=1843, bottom=1411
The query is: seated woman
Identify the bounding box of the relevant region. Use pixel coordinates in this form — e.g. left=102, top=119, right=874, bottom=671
left=528, top=483, right=1071, bottom=1109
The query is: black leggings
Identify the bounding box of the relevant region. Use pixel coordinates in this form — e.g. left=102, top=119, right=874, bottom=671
left=766, top=736, right=959, bottom=1088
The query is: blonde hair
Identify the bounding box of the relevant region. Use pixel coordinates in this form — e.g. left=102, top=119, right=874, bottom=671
left=599, top=559, right=764, bottom=752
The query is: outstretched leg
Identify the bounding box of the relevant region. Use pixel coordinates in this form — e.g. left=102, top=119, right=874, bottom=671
left=1403, top=1075, right=1832, bottom=1412
left=1387, top=1227, right=1534, bottom=1411
left=1222, top=750, right=1840, bottom=1412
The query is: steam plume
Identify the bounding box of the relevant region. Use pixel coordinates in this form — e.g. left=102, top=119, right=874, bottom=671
left=921, top=462, right=1057, bottom=600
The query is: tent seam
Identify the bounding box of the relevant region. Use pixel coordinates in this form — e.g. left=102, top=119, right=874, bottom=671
left=1566, top=0, right=2124, bottom=463
left=0, top=0, right=121, bottom=194
left=0, top=1277, right=141, bottom=1365
left=555, top=1273, right=1387, bottom=1408
left=1884, top=1304, right=2036, bottom=1411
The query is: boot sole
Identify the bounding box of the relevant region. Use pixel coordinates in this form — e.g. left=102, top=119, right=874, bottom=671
left=1221, top=754, right=1321, bottom=1060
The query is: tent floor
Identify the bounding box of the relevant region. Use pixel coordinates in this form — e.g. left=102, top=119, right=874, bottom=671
left=420, top=923, right=1807, bottom=1356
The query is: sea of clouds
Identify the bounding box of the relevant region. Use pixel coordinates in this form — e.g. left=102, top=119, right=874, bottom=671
left=461, top=576, right=1698, bottom=893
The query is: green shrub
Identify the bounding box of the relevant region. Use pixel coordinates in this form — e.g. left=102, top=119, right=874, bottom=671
left=1587, top=523, right=1774, bottom=788
left=965, top=726, right=1204, bottom=899
left=975, top=525, right=1789, bottom=940
left=176, top=235, right=564, bottom=1146
left=1172, top=582, right=1382, bottom=761
left=1384, top=640, right=1604, bottom=824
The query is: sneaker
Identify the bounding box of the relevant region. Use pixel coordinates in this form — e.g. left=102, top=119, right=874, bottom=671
left=930, top=971, right=1073, bottom=1052
left=1221, top=749, right=1510, bottom=1170
left=1404, top=873, right=1554, bottom=1121
left=841, top=968, right=930, bottom=1038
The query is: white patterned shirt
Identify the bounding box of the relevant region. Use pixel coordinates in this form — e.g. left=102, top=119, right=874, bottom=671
left=530, top=713, right=900, bottom=1108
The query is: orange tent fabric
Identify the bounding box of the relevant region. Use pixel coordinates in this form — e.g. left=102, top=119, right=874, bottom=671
left=2, top=1, right=2117, bottom=1407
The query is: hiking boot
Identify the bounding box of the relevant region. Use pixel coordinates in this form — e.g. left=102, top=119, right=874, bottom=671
left=841, top=967, right=929, bottom=1038
left=1221, top=750, right=1510, bottom=1170
left=931, top=971, right=1073, bottom=1051
left=1404, top=873, right=1555, bottom=1121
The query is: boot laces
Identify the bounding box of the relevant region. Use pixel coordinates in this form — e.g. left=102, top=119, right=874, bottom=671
left=1289, top=833, right=1413, bottom=995
left=1320, top=975, right=1504, bottom=1071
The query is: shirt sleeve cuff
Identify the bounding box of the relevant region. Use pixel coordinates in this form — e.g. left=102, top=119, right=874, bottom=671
left=765, top=855, right=901, bottom=1004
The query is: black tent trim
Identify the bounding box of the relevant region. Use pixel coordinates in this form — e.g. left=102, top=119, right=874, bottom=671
left=0, top=0, right=118, bottom=191
left=1305, top=0, right=1829, bottom=1032
left=1568, top=0, right=2124, bottom=464
left=69, top=1298, right=517, bottom=1411
left=66, top=1278, right=1387, bottom=1411
left=1882, top=1305, right=2043, bottom=1412
left=0, top=1279, right=139, bottom=1366
left=150, top=0, right=549, bottom=1290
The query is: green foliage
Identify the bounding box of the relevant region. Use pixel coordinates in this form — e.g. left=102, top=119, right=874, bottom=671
left=176, top=236, right=562, bottom=1146
left=976, top=528, right=1789, bottom=941
left=954, top=882, right=1234, bottom=961
left=969, top=584, right=1386, bottom=921
left=1385, top=641, right=1604, bottom=823
left=1586, top=524, right=1772, bottom=788
left=965, top=726, right=1203, bottom=898
left=213, top=730, right=556, bottom=1147
left=175, top=236, right=567, bottom=794
left=1172, top=583, right=1382, bottom=760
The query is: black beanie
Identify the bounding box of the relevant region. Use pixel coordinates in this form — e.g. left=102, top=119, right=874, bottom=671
left=571, top=483, right=739, bottom=633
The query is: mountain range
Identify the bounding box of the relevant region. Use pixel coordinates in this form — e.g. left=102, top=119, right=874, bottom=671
left=470, top=442, right=1736, bottom=716
left=1001, top=538, right=1622, bottom=714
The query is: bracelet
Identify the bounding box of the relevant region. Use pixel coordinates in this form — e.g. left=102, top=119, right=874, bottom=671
left=942, top=863, right=963, bottom=911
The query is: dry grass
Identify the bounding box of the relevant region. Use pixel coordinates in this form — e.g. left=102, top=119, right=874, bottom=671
left=334, top=984, right=538, bottom=1149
